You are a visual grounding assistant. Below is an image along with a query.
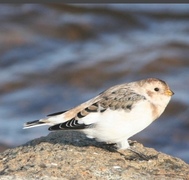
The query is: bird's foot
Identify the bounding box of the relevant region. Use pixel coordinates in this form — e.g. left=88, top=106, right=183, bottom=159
left=128, top=147, right=158, bottom=161
left=117, top=141, right=159, bottom=161
left=103, top=141, right=158, bottom=161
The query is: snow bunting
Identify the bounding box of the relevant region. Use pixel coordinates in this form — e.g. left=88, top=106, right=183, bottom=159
left=24, top=78, right=174, bottom=150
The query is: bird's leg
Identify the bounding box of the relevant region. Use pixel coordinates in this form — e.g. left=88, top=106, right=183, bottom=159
left=128, top=139, right=137, bottom=146
left=117, top=140, right=158, bottom=161
left=128, top=147, right=151, bottom=161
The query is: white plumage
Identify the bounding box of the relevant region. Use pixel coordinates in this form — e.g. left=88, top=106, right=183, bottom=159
left=24, top=78, right=174, bottom=149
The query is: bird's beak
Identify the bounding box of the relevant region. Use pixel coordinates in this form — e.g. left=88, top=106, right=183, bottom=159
left=165, top=89, right=174, bottom=96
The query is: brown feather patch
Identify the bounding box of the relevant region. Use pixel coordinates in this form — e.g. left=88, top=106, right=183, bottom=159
left=150, top=103, right=159, bottom=120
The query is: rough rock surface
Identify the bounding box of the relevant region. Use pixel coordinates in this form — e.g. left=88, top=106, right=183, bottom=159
left=0, top=131, right=189, bottom=180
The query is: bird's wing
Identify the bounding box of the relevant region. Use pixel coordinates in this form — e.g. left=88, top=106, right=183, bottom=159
left=98, top=84, right=146, bottom=111
left=47, top=110, right=68, bottom=116
left=48, top=84, right=146, bottom=131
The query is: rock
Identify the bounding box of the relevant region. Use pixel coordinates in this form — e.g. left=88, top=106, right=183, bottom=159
left=0, top=143, right=10, bottom=153
left=0, top=131, right=189, bottom=180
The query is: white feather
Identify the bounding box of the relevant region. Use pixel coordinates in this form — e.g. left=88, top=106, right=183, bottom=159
left=82, top=100, right=153, bottom=149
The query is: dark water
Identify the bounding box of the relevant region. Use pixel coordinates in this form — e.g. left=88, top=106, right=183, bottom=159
left=0, top=4, right=189, bottom=163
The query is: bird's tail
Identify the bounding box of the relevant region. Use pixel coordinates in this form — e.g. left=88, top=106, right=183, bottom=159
left=23, top=112, right=66, bottom=129
left=23, top=119, right=47, bottom=129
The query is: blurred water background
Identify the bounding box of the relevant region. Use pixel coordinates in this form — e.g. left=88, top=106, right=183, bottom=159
left=0, top=4, right=189, bottom=163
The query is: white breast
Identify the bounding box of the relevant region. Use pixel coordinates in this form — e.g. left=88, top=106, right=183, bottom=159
left=82, top=100, right=154, bottom=144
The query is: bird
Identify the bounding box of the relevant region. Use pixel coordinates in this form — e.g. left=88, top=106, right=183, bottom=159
left=23, top=78, right=174, bottom=150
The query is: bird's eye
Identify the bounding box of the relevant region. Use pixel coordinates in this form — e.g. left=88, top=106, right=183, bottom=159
left=154, top=87, right=159, bottom=92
